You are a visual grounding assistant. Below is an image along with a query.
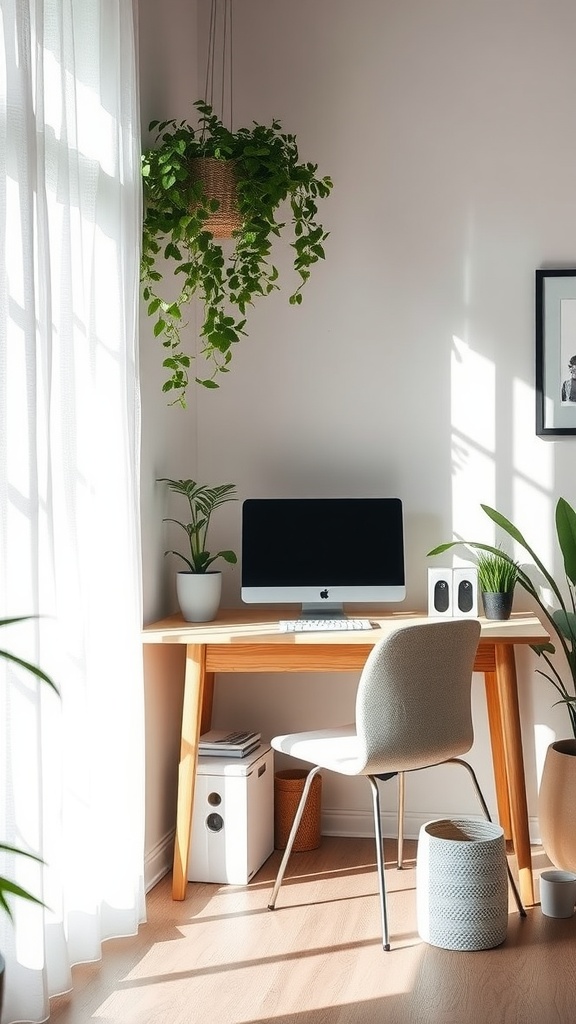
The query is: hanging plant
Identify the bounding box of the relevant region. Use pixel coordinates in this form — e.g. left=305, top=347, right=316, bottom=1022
left=141, top=101, right=333, bottom=407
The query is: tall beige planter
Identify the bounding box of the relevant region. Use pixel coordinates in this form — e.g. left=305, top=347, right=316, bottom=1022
left=538, top=739, right=576, bottom=872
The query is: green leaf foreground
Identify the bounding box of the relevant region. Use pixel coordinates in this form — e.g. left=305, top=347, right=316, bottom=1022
left=428, top=499, right=576, bottom=737
left=0, top=844, right=46, bottom=921
left=141, top=102, right=333, bottom=407
left=0, top=617, right=59, bottom=694
left=1, top=617, right=58, bottom=919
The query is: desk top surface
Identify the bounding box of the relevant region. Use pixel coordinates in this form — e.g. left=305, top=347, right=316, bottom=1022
left=142, top=607, right=550, bottom=646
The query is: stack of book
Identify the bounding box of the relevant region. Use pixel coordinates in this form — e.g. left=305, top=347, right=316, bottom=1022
left=198, top=729, right=261, bottom=759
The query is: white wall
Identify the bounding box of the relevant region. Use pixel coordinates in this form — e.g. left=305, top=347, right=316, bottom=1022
left=138, top=0, right=576, bottom=878
left=137, top=0, right=201, bottom=886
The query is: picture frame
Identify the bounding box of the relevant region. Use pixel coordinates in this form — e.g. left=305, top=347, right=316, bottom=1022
left=536, top=268, right=576, bottom=437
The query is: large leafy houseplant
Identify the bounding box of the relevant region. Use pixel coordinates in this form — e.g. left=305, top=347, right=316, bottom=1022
left=142, top=101, right=334, bottom=407
left=428, top=498, right=576, bottom=737
left=158, top=478, right=238, bottom=572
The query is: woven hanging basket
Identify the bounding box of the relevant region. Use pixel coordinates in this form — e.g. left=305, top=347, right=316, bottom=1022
left=189, top=157, right=242, bottom=238
left=274, top=769, right=322, bottom=852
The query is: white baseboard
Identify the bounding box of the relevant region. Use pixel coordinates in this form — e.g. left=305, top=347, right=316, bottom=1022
left=143, top=811, right=542, bottom=894
left=144, top=829, right=174, bottom=892
left=321, top=808, right=543, bottom=845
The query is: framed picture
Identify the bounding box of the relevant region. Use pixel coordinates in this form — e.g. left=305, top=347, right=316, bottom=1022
left=536, top=268, right=576, bottom=436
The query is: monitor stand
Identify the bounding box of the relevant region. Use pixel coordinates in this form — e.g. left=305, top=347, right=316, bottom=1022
left=301, top=602, right=346, bottom=620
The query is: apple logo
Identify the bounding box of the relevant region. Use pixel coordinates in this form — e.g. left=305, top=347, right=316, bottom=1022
left=320, top=589, right=329, bottom=599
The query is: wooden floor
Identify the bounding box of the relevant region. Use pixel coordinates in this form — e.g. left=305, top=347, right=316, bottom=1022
left=48, top=838, right=576, bottom=1024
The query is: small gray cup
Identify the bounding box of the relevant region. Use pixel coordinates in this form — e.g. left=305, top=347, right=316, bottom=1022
left=540, top=869, right=576, bottom=918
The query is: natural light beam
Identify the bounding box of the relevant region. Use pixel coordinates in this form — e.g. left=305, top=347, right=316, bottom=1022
left=512, top=376, right=555, bottom=569
left=534, top=724, right=556, bottom=788
left=450, top=335, right=497, bottom=544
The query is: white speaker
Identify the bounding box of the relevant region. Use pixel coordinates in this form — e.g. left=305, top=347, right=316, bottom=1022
left=452, top=566, right=479, bottom=618
left=428, top=568, right=453, bottom=616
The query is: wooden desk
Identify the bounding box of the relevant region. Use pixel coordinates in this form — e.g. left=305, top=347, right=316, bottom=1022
left=142, top=608, right=550, bottom=907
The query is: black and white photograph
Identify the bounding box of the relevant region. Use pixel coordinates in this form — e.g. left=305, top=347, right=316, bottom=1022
left=536, top=268, right=576, bottom=435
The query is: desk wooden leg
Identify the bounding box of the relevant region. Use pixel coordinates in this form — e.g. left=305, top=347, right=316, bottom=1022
left=484, top=669, right=512, bottom=839
left=172, top=644, right=206, bottom=901
left=200, top=671, right=215, bottom=735
left=494, top=643, right=535, bottom=907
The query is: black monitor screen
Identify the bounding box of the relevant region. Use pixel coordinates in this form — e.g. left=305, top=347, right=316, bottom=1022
left=241, top=497, right=405, bottom=608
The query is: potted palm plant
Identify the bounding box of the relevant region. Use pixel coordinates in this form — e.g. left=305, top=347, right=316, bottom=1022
left=0, top=616, right=57, bottom=1015
left=158, top=478, right=238, bottom=622
left=142, top=101, right=333, bottom=407
left=428, top=499, right=576, bottom=872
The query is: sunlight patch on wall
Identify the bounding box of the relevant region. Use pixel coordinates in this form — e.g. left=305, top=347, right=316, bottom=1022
left=512, top=376, right=555, bottom=568
left=450, top=335, right=497, bottom=546
left=534, top=724, right=556, bottom=787
left=451, top=335, right=495, bottom=447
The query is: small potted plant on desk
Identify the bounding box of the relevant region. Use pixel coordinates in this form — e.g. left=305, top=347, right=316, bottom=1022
left=158, top=478, right=238, bottom=622
left=475, top=549, right=520, bottom=620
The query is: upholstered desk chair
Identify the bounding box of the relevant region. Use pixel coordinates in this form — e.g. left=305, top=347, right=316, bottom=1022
left=267, top=618, right=524, bottom=950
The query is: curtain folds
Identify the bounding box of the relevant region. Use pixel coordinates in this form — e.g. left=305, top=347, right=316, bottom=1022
left=0, top=1, right=144, bottom=1021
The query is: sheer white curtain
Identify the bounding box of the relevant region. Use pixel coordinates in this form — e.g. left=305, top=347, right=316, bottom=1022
left=0, top=0, right=144, bottom=1021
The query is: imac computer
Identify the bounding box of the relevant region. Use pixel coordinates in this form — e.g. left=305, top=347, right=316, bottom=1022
left=241, top=497, right=406, bottom=619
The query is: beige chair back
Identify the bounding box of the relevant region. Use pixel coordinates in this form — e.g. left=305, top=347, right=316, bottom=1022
left=355, top=619, right=481, bottom=775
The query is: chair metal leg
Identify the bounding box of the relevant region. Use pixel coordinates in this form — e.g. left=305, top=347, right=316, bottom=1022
left=367, top=775, right=391, bottom=951
left=448, top=757, right=526, bottom=918
left=268, top=764, right=323, bottom=911
left=397, top=771, right=405, bottom=869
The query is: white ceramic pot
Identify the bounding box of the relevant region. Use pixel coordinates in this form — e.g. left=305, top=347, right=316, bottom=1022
left=176, top=571, right=222, bottom=622
left=538, top=738, right=576, bottom=872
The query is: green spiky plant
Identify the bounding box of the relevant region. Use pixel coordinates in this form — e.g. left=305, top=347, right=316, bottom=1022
left=157, top=478, right=238, bottom=572
left=141, top=101, right=333, bottom=407
left=1, top=617, right=58, bottom=920
left=428, top=498, right=576, bottom=737
left=475, top=549, right=520, bottom=594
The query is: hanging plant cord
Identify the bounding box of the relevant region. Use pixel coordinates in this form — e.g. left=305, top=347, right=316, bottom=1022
left=140, top=0, right=334, bottom=407
left=204, top=0, right=233, bottom=132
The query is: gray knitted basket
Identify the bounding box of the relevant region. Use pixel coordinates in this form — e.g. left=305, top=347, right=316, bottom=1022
left=416, top=817, right=508, bottom=951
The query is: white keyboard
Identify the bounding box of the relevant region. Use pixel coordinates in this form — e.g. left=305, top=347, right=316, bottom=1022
left=279, top=618, right=375, bottom=633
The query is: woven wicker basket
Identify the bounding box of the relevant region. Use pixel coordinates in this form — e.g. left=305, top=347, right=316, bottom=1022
left=416, top=817, right=508, bottom=951
left=189, top=157, right=242, bottom=238
left=274, top=769, right=322, bottom=852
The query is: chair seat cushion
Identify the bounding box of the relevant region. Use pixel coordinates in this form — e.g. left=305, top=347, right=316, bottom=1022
left=271, top=725, right=367, bottom=776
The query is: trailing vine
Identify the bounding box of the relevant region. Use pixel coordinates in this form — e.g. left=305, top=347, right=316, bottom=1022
left=141, top=101, right=333, bottom=407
